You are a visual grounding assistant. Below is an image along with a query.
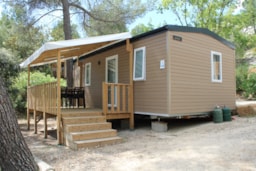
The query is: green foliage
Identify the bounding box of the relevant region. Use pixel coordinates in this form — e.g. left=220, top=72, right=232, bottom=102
left=131, top=22, right=155, bottom=36
left=241, top=72, right=256, bottom=98
left=83, top=0, right=151, bottom=36
left=242, top=0, right=256, bottom=34
left=11, top=71, right=66, bottom=114
left=159, top=0, right=256, bottom=58
left=236, top=64, right=249, bottom=92
left=0, top=6, right=46, bottom=59
left=160, top=0, right=237, bottom=31
left=0, top=48, right=20, bottom=88
left=50, top=21, right=80, bottom=41
left=236, top=64, right=256, bottom=98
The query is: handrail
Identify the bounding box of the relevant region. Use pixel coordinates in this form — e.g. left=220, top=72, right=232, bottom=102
left=27, top=82, right=58, bottom=115
left=102, top=82, right=132, bottom=116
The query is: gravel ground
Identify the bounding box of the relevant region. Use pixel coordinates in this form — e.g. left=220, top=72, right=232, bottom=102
left=20, top=115, right=256, bottom=171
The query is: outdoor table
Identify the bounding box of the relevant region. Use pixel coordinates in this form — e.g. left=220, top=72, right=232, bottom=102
left=61, top=87, right=85, bottom=108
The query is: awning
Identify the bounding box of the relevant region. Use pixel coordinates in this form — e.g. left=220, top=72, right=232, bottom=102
left=20, top=32, right=131, bottom=68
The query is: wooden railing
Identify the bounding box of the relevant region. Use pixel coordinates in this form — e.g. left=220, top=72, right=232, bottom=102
left=102, top=82, right=132, bottom=118
left=27, top=82, right=58, bottom=115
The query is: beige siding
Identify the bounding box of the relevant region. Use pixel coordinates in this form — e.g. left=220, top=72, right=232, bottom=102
left=133, top=32, right=169, bottom=114
left=79, top=45, right=130, bottom=108
left=169, top=31, right=236, bottom=114
left=77, top=30, right=235, bottom=116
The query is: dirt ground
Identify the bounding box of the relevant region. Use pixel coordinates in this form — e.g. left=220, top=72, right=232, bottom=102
left=19, top=115, right=256, bottom=171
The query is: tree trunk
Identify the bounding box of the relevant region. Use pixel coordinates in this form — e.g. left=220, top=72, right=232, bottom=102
left=0, top=77, right=38, bottom=171
left=62, top=0, right=73, bottom=87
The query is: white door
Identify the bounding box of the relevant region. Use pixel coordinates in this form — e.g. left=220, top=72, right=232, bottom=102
left=106, top=55, right=118, bottom=105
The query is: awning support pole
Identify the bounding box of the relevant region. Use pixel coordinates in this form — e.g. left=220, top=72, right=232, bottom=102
left=27, top=65, right=31, bottom=130
left=57, top=50, right=62, bottom=144
left=126, top=39, right=134, bottom=130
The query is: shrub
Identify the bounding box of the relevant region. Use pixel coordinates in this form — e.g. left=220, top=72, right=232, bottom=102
left=11, top=71, right=66, bottom=114
left=236, top=64, right=248, bottom=92
left=241, top=72, right=256, bottom=98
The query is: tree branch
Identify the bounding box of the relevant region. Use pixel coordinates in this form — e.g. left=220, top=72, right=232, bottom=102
left=30, top=9, right=63, bottom=26
left=69, top=2, right=117, bottom=22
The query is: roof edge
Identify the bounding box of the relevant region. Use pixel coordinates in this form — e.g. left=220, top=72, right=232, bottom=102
left=20, top=32, right=131, bottom=68
left=131, top=25, right=235, bottom=50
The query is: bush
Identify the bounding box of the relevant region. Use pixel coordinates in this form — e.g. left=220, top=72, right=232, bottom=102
left=11, top=71, right=66, bottom=114
left=241, top=72, right=256, bottom=98
left=0, top=48, right=20, bottom=90
left=236, top=64, right=248, bottom=92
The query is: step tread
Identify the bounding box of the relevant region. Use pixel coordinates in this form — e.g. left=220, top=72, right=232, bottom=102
left=70, top=129, right=116, bottom=135
left=65, top=122, right=110, bottom=127
left=62, top=116, right=105, bottom=119
left=61, top=113, right=102, bottom=117
left=74, top=136, right=122, bottom=144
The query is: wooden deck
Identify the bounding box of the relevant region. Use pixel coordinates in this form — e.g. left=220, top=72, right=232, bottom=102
left=27, top=81, right=134, bottom=146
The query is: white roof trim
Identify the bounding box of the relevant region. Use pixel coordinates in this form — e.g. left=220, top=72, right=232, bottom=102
left=20, top=32, right=131, bottom=68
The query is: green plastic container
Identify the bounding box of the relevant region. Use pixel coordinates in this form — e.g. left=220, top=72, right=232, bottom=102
left=213, top=108, right=223, bottom=123
left=223, top=107, right=231, bottom=121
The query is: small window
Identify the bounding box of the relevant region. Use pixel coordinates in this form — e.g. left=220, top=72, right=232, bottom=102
left=85, top=63, right=91, bottom=86
left=133, top=47, right=146, bottom=81
left=211, top=51, right=222, bottom=82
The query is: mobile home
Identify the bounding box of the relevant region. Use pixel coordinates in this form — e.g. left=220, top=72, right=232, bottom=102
left=79, top=25, right=236, bottom=118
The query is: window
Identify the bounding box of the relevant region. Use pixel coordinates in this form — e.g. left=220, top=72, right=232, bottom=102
left=105, top=55, right=118, bottom=83
left=85, top=63, right=91, bottom=86
left=106, top=55, right=118, bottom=106
left=211, top=51, right=222, bottom=82
left=133, top=47, right=146, bottom=81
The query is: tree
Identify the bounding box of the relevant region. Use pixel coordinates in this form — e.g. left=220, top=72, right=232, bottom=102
left=160, top=0, right=256, bottom=58
left=84, top=0, right=149, bottom=36
left=0, top=48, right=19, bottom=89
left=9, top=0, right=152, bottom=87
left=160, top=0, right=237, bottom=34
left=131, top=22, right=155, bottom=36
left=235, top=0, right=256, bottom=57
left=0, top=5, right=46, bottom=59
left=0, top=7, right=47, bottom=114
left=0, top=77, right=38, bottom=170
left=242, top=0, right=256, bottom=34
left=50, top=21, right=80, bottom=41
left=7, top=0, right=152, bottom=86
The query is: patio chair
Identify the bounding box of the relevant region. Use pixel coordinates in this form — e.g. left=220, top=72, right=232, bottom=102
left=61, top=87, right=68, bottom=107
left=73, top=87, right=85, bottom=108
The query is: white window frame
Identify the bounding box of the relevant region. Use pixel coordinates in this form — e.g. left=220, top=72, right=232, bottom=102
left=211, top=51, right=222, bottom=83
left=133, top=47, right=146, bottom=81
left=105, top=55, right=118, bottom=106
left=85, top=62, right=91, bottom=86
left=105, top=55, right=118, bottom=83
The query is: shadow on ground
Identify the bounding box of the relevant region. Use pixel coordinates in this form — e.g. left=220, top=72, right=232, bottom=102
left=111, top=115, right=213, bottom=132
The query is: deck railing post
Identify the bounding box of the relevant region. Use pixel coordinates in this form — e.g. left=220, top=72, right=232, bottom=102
left=43, top=83, right=47, bottom=138
left=117, top=84, right=120, bottom=113
left=127, top=39, right=134, bottom=129
left=102, top=82, right=108, bottom=117
left=111, top=84, right=115, bottom=112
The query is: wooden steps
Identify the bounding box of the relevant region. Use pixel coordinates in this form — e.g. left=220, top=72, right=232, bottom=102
left=68, top=129, right=118, bottom=141
left=74, top=137, right=122, bottom=149
left=65, top=122, right=112, bottom=132
left=62, top=110, right=122, bottom=150
left=62, top=116, right=106, bottom=124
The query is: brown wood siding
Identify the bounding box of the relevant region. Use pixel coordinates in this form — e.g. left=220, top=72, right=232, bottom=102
left=79, top=46, right=129, bottom=108
left=133, top=32, right=169, bottom=114
left=169, top=31, right=236, bottom=114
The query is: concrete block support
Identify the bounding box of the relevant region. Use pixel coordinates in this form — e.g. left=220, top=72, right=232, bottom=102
left=151, top=121, right=168, bottom=132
